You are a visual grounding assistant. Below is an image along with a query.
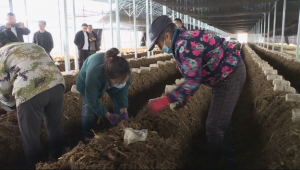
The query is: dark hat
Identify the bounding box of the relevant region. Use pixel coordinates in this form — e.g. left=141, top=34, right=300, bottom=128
left=148, top=15, right=173, bottom=51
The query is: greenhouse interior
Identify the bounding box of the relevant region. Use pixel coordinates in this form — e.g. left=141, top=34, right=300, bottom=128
left=0, top=0, right=300, bottom=169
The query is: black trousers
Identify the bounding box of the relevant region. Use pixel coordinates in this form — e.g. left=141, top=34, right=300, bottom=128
left=78, top=49, right=89, bottom=70
left=206, top=60, right=246, bottom=167
left=17, top=85, right=64, bottom=168
left=46, top=51, right=53, bottom=61
left=88, top=50, right=97, bottom=56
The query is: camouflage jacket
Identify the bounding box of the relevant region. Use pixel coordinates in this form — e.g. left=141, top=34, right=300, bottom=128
left=0, top=42, right=65, bottom=107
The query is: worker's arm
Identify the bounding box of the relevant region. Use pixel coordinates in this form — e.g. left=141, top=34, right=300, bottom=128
left=0, top=70, right=16, bottom=107
left=167, top=39, right=203, bottom=103
left=84, top=67, right=108, bottom=117
left=19, top=23, right=30, bottom=35
left=74, top=31, right=81, bottom=46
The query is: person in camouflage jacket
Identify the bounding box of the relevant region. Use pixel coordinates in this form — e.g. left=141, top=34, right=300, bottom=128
left=0, top=30, right=65, bottom=168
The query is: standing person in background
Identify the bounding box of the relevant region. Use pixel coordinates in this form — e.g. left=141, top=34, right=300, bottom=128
left=147, top=16, right=246, bottom=169
left=74, top=23, right=89, bottom=70
left=76, top=48, right=131, bottom=142
left=174, top=18, right=187, bottom=30
left=284, top=36, right=290, bottom=45
left=87, top=25, right=100, bottom=56
left=33, top=21, right=54, bottom=60
left=0, top=13, right=30, bottom=42
left=0, top=30, right=65, bottom=169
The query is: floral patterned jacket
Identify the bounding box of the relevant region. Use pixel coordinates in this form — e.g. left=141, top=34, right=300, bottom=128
left=167, top=28, right=242, bottom=103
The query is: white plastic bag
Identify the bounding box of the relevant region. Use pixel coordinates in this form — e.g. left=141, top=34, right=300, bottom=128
left=71, top=85, right=80, bottom=94
left=124, top=128, right=148, bottom=145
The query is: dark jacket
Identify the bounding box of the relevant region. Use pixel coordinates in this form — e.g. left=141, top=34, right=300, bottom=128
left=74, top=30, right=90, bottom=50
left=76, top=52, right=131, bottom=116
left=89, top=31, right=100, bottom=51
left=0, top=26, right=30, bottom=42
left=32, top=31, right=54, bottom=53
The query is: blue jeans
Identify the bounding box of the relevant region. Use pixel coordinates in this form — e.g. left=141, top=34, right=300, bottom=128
left=81, top=94, right=121, bottom=138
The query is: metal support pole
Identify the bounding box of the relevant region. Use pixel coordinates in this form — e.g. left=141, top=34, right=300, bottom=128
left=146, top=0, right=150, bottom=58
left=172, top=10, right=174, bottom=21
left=72, top=0, right=78, bottom=70
left=272, top=1, right=277, bottom=51
left=296, top=4, right=300, bottom=60
left=267, top=12, right=270, bottom=50
left=189, top=16, right=191, bottom=30
left=258, top=21, right=260, bottom=44
left=258, top=20, right=260, bottom=46
left=116, top=0, right=120, bottom=50
left=261, top=18, right=263, bottom=46
left=180, top=13, right=182, bottom=24
left=253, top=23, right=257, bottom=44
left=150, top=0, right=153, bottom=56
left=24, top=0, right=29, bottom=42
left=177, top=12, right=179, bottom=18
left=62, top=0, right=70, bottom=72
left=188, top=16, right=190, bottom=29
left=256, top=23, right=258, bottom=44
left=263, top=13, right=266, bottom=48
left=193, top=18, right=196, bottom=29
left=102, top=10, right=105, bottom=51
left=181, top=13, right=183, bottom=23
left=198, top=20, right=200, bottom=30
left=281, top=0, right=286, bottom=55
left=254, top=25, right=256, bottom=44
left=109, top=0, right=113, bottom=47
left=133, top=0, right=137, bottom=59
left=185, top=15, right=188, bottom=29
left=185, top=16, right=187, bottom=29
left=9, top=0, right=13, bottom=13
left=163, top=5, right=166, bottom=15
left=186, top=16, right=189, bottom=29
left=254, top=24, right=256, bottom=44
left=187, top=16, right=189, bottom=29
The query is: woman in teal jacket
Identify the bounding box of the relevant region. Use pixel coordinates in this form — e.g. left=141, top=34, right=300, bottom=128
left=76, top=48, right=131, bottom=141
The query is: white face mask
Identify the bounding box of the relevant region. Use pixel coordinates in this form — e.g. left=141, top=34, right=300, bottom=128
left=113, top=82, right=126, bottom=89
left=162, top=33, right=174, bottom=54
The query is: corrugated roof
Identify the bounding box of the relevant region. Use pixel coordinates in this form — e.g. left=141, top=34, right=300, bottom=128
left=154, top=0, right=300, bottom=34
left=95, top=0, right=300, bottom=34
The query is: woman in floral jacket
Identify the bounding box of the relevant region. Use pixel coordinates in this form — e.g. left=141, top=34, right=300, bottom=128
left=147, top=16, right=246, bottom=168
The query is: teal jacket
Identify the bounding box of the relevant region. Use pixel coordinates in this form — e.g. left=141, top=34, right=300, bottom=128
left=76, top=52, right=131, bottom=116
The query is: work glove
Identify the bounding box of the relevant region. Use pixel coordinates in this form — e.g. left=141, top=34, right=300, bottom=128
left=120, top=112, right=130, bottom=121
left=148, top=96, right=171, bottom=115
left=108, top=113, right=120, bottom=126
left=170, top=96, right=190, bottom=111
